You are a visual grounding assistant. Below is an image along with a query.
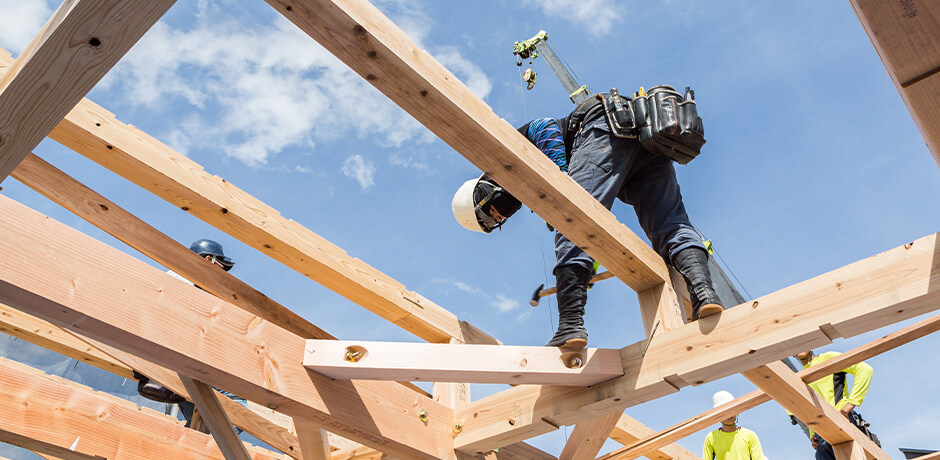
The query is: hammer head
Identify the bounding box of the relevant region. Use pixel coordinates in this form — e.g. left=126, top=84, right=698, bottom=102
left=530, top=283, right=544, bottom=307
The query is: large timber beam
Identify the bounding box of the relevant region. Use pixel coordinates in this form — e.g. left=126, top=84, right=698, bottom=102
left=849, top=0, right=940, bottom=166
left=0, top=196, right=454, bottom=459
left=558, top=411, right=623, bottom=460
left=454, top=233, right=940, bottom=451
left=303, top=340, right=623, bottom=386
left=181, top=375, right=256, bottom=460
left=263, top=0, right=669, bottom=293
left=599, top=310, right=940, bottom=460
left=0, top=0, right=175, bottom=182
left=0, top=357, right=280, bottom=459
left=607, top=414, right=700, bottom=460
left=742, top=361, right=888, bottom=459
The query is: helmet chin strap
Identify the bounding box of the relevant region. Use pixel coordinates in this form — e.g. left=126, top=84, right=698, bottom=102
left=474, top=180, right=508, bottom=232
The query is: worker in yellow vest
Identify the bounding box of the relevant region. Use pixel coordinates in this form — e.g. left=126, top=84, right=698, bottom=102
left=703, top=391, right=766, bottom=460
left=794, top=350, right=876, bottom=460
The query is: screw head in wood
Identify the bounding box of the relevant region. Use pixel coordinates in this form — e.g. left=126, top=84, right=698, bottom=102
left=418, top=408, right=428, bottom=423
left=453, top=422, right=463, bottom=433
left=568, top=356, right=583, bottom=369
left=344, top=348, right=363, bottom=362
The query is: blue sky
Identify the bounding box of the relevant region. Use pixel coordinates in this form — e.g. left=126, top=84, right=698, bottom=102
left=0, top=0, right=938, bottom=458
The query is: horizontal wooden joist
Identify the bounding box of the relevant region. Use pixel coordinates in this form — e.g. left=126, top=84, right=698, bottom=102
left=0, top=357, right=281, bottom=460
left=264, top=0, right=670, bottom=293
left=0, top=196, right=454, bottom=460
left=599, top=310, right=940, bottom=460
left=303, top=340, right=623, bottom=386
left=453, top=233, right=940, bottom=451
left=0, top=0, right=176, bottom=182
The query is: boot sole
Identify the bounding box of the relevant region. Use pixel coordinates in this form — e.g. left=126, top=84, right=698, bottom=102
left=696, top=304, right=724, bottom=320
left=558, top=337, right=587, bottom=349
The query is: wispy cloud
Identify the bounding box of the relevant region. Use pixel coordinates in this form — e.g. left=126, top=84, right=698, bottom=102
left=341, top=155, right=376, bottom=190
left=0, top=0, right=52, bottom=54
left=517, top=0, right=624, bottom=37
left=99, top=0, right=491, bottom=169
left=390, top=153, right=432, bottom=173
left=431, top=278, right=525, bottom=317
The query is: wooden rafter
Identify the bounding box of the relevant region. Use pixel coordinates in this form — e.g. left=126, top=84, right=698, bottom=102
left=454, top=233, right=939, bottom=450
left=0, top=297, right=309, bottom=459
left=599, top=310, right=940, bottom=459
left=0, top=357, right=281, bottom=459
left=742, top=361, right=888, bottom=459
left=606, top=415, right=699, bottom=460
left=0, top=0, right=175, bottom=182
left=849, top=0, right=940, bottom=166
left=0, top=195, right=453, bottom=460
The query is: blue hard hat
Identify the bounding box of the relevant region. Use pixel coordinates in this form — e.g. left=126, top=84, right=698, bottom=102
left=189, top=239, right=234, bottom=271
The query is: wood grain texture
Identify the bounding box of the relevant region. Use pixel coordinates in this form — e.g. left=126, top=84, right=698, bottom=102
left=10, top=152, right=429, bottom=398
left=0, top=196, right=454, bottom=459
left=0, top=357, right=281, bottom=460
left=742, top=361, right=888, bottom=459
left=291, top=418, right=331, bottom=460
left=606, top=414, right=700, bottom=460
left=558, top=411, right=623, bottom=460
left=264, top=0, right=670, bottom=293
left=455, top=233, right=939, bottom=450
left=180, top=375, right=255, bottom=460
left=0, top=0, right=175, bottom=181
left=303, top=340, right=623, bottom=386
left=849, top=0, right=940, bottom=165
left=832, top=441, right=867, bottom=460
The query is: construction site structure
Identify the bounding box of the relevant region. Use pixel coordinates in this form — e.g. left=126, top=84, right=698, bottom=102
left=0, top=1, right=937, bottom=460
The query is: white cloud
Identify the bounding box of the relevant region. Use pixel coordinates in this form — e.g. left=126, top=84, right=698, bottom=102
left=390, top=153, right=431, bottom=173
left=491, top=294, right=521, bottom=313
left=97, top=0, right=491, bottom=168
left=517, top=0, right=623, bottom=37
left=435, top=47, right=493, bottom=99
left=0, top=0, right=53, bottom=54
left=341, top=155, right=376, bottom=189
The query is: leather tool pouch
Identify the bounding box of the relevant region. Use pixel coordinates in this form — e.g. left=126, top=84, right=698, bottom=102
left=599, top=89, right=637, bottom=138
left=633, top=85, right=706, bottom=164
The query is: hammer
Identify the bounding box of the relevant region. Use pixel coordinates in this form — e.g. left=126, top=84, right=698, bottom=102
left=529, top=271, right=615, bottom=306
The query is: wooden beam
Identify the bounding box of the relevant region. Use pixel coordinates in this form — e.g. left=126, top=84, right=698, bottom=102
left=303, top=340, right=623, bottom=386
left=265, top=0, right=669, bottom=293
left=0, top=196, right=454, bottom=459
left=832, top=441, right=867, bottom=460
left=292, top=418, right=332, bottom=460
left=0, top=299, right=307, bottom=459
left=180, top=375, right=255, bottom=460
left=742, top=361, right=888, bottom=459
left=454, top=233, right=939, bottom=450
left=607, top=414, right=700, bottom=460
left=0, top=300, right=134, bottom=379
left=849, top=0, right=940, bottom=166
left=0, top=357, right=281, bottom=459
left=558, top=411, right=623, bottom=460
left=9, top=152, right=428, bottom=398
left=0, top=0, right=175, bottom=182
left=9, top=69, right=496, bottom=346
left=601, top=310, right=940, bottom=459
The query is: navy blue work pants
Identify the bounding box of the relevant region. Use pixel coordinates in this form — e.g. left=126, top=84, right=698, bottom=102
left=554, top=116, right=703, bottom=273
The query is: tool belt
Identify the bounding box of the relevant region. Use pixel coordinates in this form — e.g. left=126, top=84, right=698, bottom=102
left=566, top=85, right=706, bottom=164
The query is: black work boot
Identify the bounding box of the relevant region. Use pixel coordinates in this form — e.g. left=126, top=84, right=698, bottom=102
left=134, top=371, right=186, bottom=404
left=673, top=247, right=724, bottom=321
left=546, top=264, right=593, bottom=348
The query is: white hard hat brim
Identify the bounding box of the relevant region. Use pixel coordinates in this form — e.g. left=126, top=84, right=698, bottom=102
left=452, top=176, right=487, bottom=233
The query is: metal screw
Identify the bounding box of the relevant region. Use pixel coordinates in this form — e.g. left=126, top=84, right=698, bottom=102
left=344, top=349, right=362, bottom=362
left=453, top=422, right=463, bottom=434
left=568, top=356, right=583, bottom=369
left=267, top=403, right=278, bottom=410
left=418, top=409, right=428, bottom=423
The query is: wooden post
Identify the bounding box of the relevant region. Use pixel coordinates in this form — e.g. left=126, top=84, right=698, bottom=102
left=179, top=375, right=254, bottom=460
left=558, top=411, right=623, bottom=460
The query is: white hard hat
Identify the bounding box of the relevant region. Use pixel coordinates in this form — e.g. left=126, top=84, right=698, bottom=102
left=712, top=390, right=734, bottom=408
left=452, top=176, right=486, bottom=233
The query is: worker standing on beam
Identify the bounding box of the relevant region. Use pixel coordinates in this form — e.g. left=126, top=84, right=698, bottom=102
left=703, top=391, right=766, bottom=460
left=452, top=90, right=723, bottom=348
left=793, top=350, right=878, bottom=460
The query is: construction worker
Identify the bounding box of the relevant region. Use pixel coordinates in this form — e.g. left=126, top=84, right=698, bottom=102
left=703, top=391, right=766, bottom=460
left=135, top=239, right=243, bottom=432
left=794, top=350, right=875, bottom=460
left=452, top=110, right=723, bottom=348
